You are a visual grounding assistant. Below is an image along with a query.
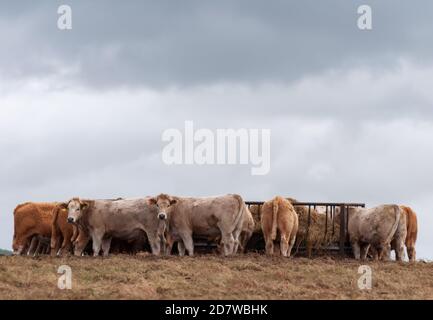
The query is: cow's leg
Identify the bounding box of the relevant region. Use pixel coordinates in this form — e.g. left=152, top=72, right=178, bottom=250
left=220, top=232, right=235, bottom=256
left=231, top=228, right=242, bottom=255
left=159, top=233, right=167, bottom=255
left=148, top=236, right=161, bottom=255
left=264, top=235, right=274, bottom=255
left=71, top=226, right=79, bottom=243
left=360, top=243, right=370, bottom=260
left=92, top=233, right=104, bottom=257
left=407, top=245, right=416, bottom=262
left=280, top=234, right=290, bottom=257
left=51, top=235, right=62, bottom=257
left=165, top=239, right=174, bottom=255
left=351, top=241, right=361, bottom=260
left=60, top=237, right=73, bottom=256
left=395, top=240, right=405, bottom=262
left=33, top=238, right=44, bottom=257
left=44, top=242, right=51, bottom=255
left=368, top=246, right=378, bottom=260
left=101, top=237, right=112, bottom=257
left=177, top=241, right=186, bottom=256
left=27, top=236, right=38, bottom=256
left=376, top=244, right=389, bottom=261
left=287, top=234, right=296, bottom=258
left=180, top=233, right=194, bottom=256
left=74, top=234, right=90, bottom=256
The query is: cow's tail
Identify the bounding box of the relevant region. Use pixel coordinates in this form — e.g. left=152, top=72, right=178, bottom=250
left=230, top=195, right=246, bottom=236
left=386, top=205, right=401, bottom=244
left=400, top=205, right=418, bottom=245
left=271, top=197, right=279, bottom=241
left=50, top=206, right=60, bottom=250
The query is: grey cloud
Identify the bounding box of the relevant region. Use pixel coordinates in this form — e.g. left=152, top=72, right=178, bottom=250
left=1, top=1, right=433, bottom=88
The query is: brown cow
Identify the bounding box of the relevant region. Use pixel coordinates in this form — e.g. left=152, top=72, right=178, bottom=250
left=261, top=196, right=299, bottom=257
left=51, top=204, right=78, bottom=256
left=12, top=202, right=56, bottom=255
left=149, top=194, right=247, bottom=256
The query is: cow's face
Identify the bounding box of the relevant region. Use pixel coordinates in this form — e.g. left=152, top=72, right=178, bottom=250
left=12, top=238, right=22, bottom=255
left=148, top=194, right=177, bottom=221
left=65, top=198, right=88, bottom=223
left=12, top=235, right=27, bottom=255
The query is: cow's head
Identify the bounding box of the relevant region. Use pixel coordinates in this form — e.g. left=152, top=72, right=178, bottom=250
left=12, top=237, right=22, bottom=255
left=148, top=194, right=177, bottom=221
left=62, top=198, right=89, bottom=224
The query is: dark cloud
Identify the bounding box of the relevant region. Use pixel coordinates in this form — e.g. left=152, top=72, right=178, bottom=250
left=1, top=1, right=433, bottom=88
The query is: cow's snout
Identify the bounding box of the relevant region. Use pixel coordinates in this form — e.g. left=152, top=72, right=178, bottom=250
left=158, top=213, right=167, bottom=220
left=67, top=217, right=74, bottom=223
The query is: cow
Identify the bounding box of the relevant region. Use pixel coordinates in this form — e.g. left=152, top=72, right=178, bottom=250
left=383, top=205, right=418, bottom=262
left=348, top=205, right=404, bottom=261
left=61, top=197, right=162, bottom=257
left=50, top=203, right=78, bottom=256
left=261, top=196, right=299, bottom=257
left=237, top=205, right=255, bottom=253
left=148, top=194, right=247, bottom=256
left=399, top=206, right=418, bottom=262
left=12, top=202, right=56, bottom=255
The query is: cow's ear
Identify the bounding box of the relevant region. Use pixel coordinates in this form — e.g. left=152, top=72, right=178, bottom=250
left=81, top=202, right=89, bottom=211
left=169, top=199, right=177, bottom=205
left=59, top=202, right=68, bottom=209
left=148, top=198, right=157, bottom=206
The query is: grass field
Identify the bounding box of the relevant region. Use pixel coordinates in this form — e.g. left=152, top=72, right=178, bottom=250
left=0, top=254, right=432, bottom=300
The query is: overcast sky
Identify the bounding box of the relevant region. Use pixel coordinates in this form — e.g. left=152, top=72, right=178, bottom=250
left=1, top=1, right=432, bottom=259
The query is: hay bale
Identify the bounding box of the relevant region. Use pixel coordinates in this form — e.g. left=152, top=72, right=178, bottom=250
left=293, top=206, right=340, bottom=257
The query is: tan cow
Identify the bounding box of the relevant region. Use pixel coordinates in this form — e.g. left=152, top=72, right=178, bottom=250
left=261, top=196, right=299, bottom=257
left=348, top=205, right=404, bottom=261
left=385, top=205, right=418, bottom=262
left=237, top=206, right=255, bottom=253
left=400, top=206, right=418, bottom=262
left=12, top=202, right=56, bottom=255
left=148, top=194, right=247, bottom=256
left=50, top=204, right=78, bottom=256
left=62, top=197, right=162, bottom=256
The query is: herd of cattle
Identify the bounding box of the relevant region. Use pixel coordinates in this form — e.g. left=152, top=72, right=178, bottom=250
left=12, top=194, right=418, bottom=262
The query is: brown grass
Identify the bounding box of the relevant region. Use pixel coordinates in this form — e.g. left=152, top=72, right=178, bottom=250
left=1, top=254, right=432, bottom=300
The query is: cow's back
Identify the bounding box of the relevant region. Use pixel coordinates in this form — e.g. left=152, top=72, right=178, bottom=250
left=348, top=205, right=400, bottom=246
left=173, top=194, right=244, bottom=236
left=14, top=202, right=56, bottom=236
left=89, top=198, right=158, bottom=238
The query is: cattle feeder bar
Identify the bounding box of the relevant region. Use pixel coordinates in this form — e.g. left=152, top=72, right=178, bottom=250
left=245, top=200, right=365, bottom=256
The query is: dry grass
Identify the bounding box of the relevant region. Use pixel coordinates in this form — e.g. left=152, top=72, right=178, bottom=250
left=1, top=254, right=432, bottom=300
